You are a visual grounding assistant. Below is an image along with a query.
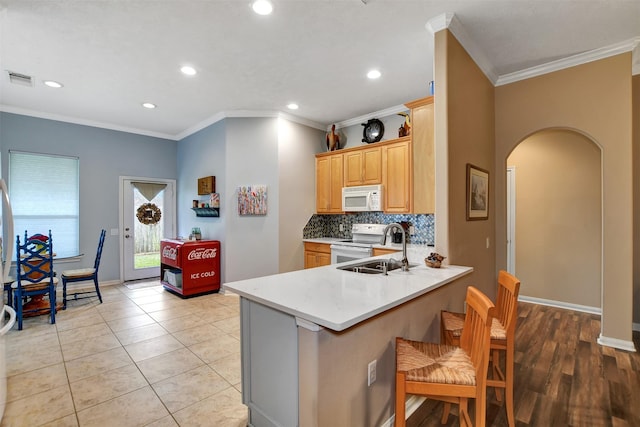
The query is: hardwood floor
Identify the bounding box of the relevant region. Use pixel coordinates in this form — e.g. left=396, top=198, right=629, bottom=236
left=407, top=302, right=640, bottom=427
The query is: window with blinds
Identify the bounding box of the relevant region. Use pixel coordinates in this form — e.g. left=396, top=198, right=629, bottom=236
left=9, top=151, right=79, bottom=257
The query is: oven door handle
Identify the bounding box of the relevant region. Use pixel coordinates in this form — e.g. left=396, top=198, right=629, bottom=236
left=330, top=245, right=372, bottom=254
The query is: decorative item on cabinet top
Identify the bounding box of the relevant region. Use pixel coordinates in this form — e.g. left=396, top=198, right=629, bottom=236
left=362, top=118, right=384, bottom=144
left=198, top=176, right=215, bottom=195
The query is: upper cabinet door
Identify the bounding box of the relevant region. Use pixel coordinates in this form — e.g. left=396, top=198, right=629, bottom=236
left=344, top=147, right=381, bottom=187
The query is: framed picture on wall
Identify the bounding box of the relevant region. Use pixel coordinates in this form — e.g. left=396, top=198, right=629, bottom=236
left=466, top=163, right=489, bottom=220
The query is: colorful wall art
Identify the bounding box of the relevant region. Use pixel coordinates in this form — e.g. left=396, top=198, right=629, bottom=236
left=237, top=185, right=267, bottom=216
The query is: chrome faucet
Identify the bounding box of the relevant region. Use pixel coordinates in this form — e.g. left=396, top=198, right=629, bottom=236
left=382, top=223, right=409, bottom=272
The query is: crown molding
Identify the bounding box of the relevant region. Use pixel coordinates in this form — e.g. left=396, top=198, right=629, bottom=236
left=497, top=37, right=640, bottom=86
left=331, top=104, right=408, bottom=131
left=426, top=13, right=499, bottom=85
left=0, top=104, right=178, bottom=140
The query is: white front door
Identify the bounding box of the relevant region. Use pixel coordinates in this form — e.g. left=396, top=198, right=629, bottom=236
left=121, top=177, right=176, bottom=281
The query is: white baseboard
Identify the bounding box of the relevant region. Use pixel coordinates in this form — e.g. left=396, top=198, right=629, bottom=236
left=519, top=295, right=637, bottom=352
left=518, top=295, right=601, bottom=315
left=381, top=396, right=426, bottom=427
left=597, top=334, right=637, bottom=352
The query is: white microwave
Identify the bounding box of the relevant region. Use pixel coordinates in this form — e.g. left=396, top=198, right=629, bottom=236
left=342, top=184, right=383, bottom=212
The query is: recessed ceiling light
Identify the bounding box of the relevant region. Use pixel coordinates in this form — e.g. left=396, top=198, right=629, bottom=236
left=367, top=69, right=381, bottom=79
left=43, top=80, right=63, bottom=88
left=142, top=102, right=157, bottom=109
left=287, top=103, right=299, bottom=110
left=252, top=0, right=273, bottom=15
left=180, top=66, right=197, bottom=76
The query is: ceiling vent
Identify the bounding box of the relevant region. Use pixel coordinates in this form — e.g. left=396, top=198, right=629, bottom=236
left=7, top=71, right=34, bottom=87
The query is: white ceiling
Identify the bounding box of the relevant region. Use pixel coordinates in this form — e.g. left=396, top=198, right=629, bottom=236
left=1, top=1, right=639, bottom=140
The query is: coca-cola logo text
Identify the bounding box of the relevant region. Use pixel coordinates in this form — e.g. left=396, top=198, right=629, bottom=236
left=162, top=246, right=177, bottom=260
left=188, top=248, right=217, bottom=260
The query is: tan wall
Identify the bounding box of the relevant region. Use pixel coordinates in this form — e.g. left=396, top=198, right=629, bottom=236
left=299, top=277, right=470, bottom=426
left=634, top=74, right=640, bottom=326
left=495, top=54, right=633, bottom=343
left=508, top=130, right=601, bottom=308
left=434, top=30, right=496, bottom=298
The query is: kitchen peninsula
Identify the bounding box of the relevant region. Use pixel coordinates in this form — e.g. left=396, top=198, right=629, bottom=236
left=224, top=248, right=473, bottom=427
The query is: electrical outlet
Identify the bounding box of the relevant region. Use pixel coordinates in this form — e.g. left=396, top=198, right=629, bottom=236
left=409, top=225, right=415, bottom=235
left=339, top=223, right=344, bottom=232
left=486, top=237, right=490, bottom=248
left=367, top=359, right=377, bottom=386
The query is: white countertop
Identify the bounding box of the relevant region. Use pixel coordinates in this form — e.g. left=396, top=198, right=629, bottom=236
left=224, top=247, right=472, bottom=332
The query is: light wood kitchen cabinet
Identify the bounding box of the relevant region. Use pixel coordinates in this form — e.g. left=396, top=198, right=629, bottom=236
left=405, top=96, right=435, bottom=213
left=304, top=242, right=331, bottom=269
left=383, top=139, right=411, bottom=213
left=316, top=153, right=343, bottom=214
left=372, top=247, right=399, bottom=256
left=343, top=146, right=382, bottom=187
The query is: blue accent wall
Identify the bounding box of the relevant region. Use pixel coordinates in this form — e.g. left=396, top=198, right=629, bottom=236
left=0, top=112, right=178, bottom=281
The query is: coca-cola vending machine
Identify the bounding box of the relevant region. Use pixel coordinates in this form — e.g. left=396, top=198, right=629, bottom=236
left=160, top=239, right=221, bottom=297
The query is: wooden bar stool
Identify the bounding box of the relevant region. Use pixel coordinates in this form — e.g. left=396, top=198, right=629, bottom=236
left=395, top=286, right=496, bottom=427
left=441, top=270, right=521, bottom=427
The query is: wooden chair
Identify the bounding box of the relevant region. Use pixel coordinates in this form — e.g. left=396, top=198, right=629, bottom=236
left=61, top=229, right=106, bottom=309
left=395, top=286, right=496, bottom=427
left=441, top=270, right=521, bottom=427
left=12, top=231, right=58, bottom=330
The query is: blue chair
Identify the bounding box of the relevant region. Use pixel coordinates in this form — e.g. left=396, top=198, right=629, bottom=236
left=13, top=230, right=58, bottom=330
left=61, top=229, right=106, bottom=309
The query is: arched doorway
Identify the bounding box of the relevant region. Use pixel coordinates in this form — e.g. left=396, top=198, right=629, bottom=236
left=507, top=128, right=602, bottom=310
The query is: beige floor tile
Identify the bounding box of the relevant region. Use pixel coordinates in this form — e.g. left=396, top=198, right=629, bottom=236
left=213, top=316, right=240, bottom=334
left=55, top=311, right=105, bottom=332
left=64, top=346, right=133, bottom=383
left=7, top=344, right=63, bottom=377
left=114, top=323, right=168, bottom=346
left=61, top=332, right=121, bottom=361
left=70, top=363, right=148, bottom=411
left=136, top=347, right=204, bottom=384
left=198, top=306, right=239, bottom=323
left=172, top=386, right=248, bottom=427
left=144, top=415, right=179, bottom=427
left=6, top=362, right=69, bottom=402
left=7, top=328, right=60, bottom=353
left=0, top=384, right=75, bottom=427
left=171, top=323, right=226, bottom=347
left=40, top=414, right=79, bottom=427
left=209, top=352, right=242, bottom=385
left=96, top=301, right=146, bottom=321
left=76, top=386, right=169, bottom=427
left=107, top=312, right=157, bottom=332
left=137, top=298, right=186, bottom=314
left=148, top=308, right=191, bottom=323
left=127, top=292, right=173, bottom=306
left=6, top=321, right=55, bottom=340
left=188, top=334, right=240, bottom=363
left=124, top=334, right=184, bottom=362
left=151, top=365, right=230, bottom=413
left=57, top=322, right=112, bottom=345
left=158, top=313, right=209, bottom=333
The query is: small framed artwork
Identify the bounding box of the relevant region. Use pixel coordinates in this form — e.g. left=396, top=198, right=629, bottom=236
left=466, top=163, right=489, bottom=221
left=237, top=185, right=267, bottom=216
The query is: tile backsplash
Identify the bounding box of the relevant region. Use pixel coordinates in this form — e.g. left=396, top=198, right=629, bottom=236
left=303, top=213, right=435, bottom=245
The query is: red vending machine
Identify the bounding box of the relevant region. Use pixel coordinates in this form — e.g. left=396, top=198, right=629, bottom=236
left=160, top=239, right=221, bottom=297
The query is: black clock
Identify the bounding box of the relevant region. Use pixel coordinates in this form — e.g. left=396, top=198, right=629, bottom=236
left=361, top=119, right=384, bottom=144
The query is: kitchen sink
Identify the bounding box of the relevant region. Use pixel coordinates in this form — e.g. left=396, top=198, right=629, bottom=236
left=337, top=259, right=417, bottom=274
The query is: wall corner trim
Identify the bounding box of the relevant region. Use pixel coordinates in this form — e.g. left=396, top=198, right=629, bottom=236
left=497, top=36, right=640, bottom=85
left=425, top=12, right=499, bottom=85
left=597, top=335, right=637, bottom=352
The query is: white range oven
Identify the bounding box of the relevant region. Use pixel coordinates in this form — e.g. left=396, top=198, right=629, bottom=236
left=330, top=223, right=387, bottom=264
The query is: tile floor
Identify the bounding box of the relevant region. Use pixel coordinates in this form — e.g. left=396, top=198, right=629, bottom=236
left=2, top=280, right=248, bottom=427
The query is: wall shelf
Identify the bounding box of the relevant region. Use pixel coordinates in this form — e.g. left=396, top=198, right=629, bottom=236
left=192, top=207, right=220, bottom=217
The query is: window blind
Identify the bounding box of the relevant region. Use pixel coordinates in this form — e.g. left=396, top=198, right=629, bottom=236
left=9, top=151, right=79, bottom=257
